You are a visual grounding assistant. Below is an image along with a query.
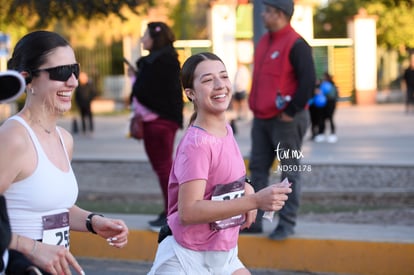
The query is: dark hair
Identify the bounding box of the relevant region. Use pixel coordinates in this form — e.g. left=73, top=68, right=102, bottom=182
left=181, top=52, right=224, bottom=90
left=7, top=30, right=70, bottom=84
left=147, top=22, right=175, bottom=51
left=323, top=72, right=334, bottom=84
left=181, top=52, right=225, bottom=125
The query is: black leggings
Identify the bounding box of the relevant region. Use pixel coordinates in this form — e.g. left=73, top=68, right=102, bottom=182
left=319, top=99, right=336, bottom=135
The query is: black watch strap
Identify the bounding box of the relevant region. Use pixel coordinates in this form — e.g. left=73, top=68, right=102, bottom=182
left=86, top=213, right=103, bottom=234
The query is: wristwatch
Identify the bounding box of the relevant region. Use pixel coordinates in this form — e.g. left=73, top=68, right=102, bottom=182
left=86, top=213, right=103, bottom=234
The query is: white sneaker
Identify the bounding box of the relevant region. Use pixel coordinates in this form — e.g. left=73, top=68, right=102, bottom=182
left=327, top=134, right=338, bottom=143
left=314, top=134, right=326, bottom=143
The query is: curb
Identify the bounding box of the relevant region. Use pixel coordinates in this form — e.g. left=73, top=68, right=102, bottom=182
left=70, top=229, right=414, bottom=275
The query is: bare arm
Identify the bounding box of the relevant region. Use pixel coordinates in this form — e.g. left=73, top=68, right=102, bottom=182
left=241, top=183, right=258, bottom=230
left=69, top=205, right=128, bottom=248
left=0, top=120, right=29, bottom=193
left=178, top=179, right=291, bottom=226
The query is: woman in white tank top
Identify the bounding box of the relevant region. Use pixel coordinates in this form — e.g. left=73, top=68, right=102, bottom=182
left=0, top=31, right=129, bottom=275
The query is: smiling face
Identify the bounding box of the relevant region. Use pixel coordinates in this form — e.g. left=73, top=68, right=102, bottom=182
left=187, top=59, right=232, bottom=116
left=28, top=46, right=78, bottom=114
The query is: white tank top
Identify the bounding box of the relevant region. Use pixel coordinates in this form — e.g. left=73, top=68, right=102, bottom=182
left=4, top=116, right=78, bottom=240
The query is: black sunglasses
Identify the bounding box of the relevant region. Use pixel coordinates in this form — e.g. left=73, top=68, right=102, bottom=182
left=33, top=63, right=80, bottom=81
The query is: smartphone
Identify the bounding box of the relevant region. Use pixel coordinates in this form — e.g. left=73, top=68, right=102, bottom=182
left=123, top=57, right=137, bottom=74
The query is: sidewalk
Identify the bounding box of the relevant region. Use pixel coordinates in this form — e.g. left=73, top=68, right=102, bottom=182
left=62, top=103, right=414, bottom=275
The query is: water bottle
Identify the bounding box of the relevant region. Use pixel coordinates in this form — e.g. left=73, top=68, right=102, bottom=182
left=275, top=90, right=291, bottom=110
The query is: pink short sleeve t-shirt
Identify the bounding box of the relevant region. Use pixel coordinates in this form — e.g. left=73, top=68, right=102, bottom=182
left=167, top=124, right=246, bottom=251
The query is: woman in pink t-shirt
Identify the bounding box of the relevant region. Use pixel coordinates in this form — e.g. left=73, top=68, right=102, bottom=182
left=148, top=52, right=292, bottom=275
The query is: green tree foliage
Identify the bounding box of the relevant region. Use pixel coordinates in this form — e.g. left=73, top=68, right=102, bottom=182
left=3, top=0, right=152, bottom=28
left=169, top=0, right=209, bottom=39
left=314, top=0, right=414, bottom=53
left=368, top=2, right=414, bottom=52
left=0, top=0, right=149, bottom=49
left=0, top=0, right=34, bottom=44
left=314, top=0, right=360, bottom=38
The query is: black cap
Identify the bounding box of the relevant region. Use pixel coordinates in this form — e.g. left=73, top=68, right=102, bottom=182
left=263, top=0, right=294, bottom=17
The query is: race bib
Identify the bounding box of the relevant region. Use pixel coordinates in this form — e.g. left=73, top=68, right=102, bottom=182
left=42, top=212, right=70, bottom=248
left=210, top=178, right=246, bottom=230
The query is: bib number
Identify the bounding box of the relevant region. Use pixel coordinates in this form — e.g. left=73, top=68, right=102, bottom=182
left=210, top=178, right=246, bottom=230
left=42, top=212, right=70, bottom=248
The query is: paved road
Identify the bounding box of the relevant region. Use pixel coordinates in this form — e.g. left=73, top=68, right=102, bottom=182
left=77, top=257, right=339, bottom=275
